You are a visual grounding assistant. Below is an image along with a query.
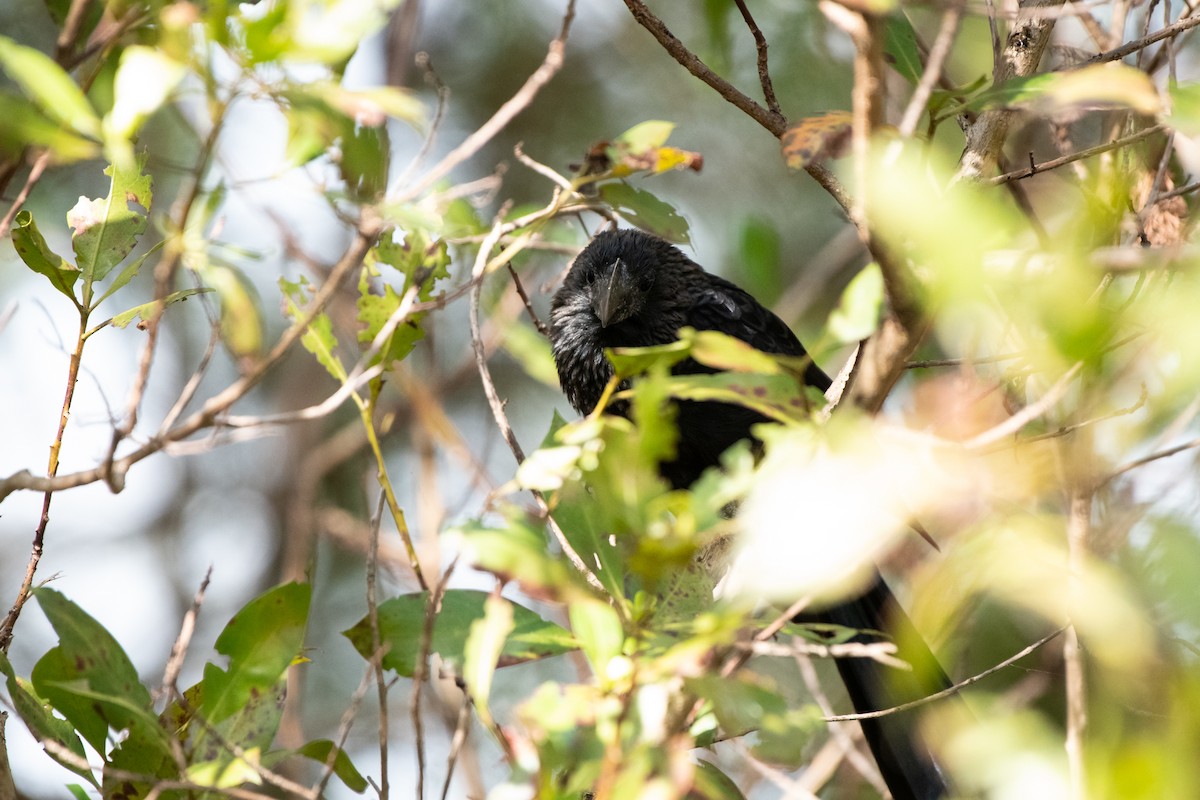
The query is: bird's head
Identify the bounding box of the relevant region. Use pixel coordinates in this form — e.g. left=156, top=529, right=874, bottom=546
left=560, top=228, right=684, bottom=329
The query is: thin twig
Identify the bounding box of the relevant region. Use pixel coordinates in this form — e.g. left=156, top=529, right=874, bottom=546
left=825, top=627, right=1066, bottom=721
left=964, top=363, right=1082, bottom=449
left=506, top=263, right=549, bottom=336
left=1103, top=436, right=1200, bottom=484
left=158, top=568, right=212, bottom=698
left=988, top=125, right=1167, bottom=185
left=0, top=151, right=51, bottom=240
left=732, top=0, right=781, bottom=116
left=1079, top=11, right=1200, bottom=65
left=398, top=0, right=576, bottom=202
left=898, top=0, right=966, bottom=138
left=439, top=686, right=474, bottom=800
left=366, top=490, right=391, bottom=800
left=1064, top=488, right=1091, bottom=800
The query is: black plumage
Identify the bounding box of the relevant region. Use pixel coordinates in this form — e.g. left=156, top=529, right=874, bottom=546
left=549, top=228, right=951, bottom=800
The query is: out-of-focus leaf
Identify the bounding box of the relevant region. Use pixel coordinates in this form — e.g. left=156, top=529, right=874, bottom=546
left=187, top=749, right=263, bottom=788
left=343, top=590, right=576, bottom=678
left=0, top=92, right=100, bottom=162
left=339, top=119, right=389, bottom=200
left=280, top=275, right=347, bottom=381
left=463, top=594, right=513, bottom=725
left=291, top=740, right=369, bottom=793
left=606, top=337, right=691, bottom=378
left=452, top=512, right=584, bottom=601
left=109, top=288, right=212, bottom=330
left=307, top=81, right=424, bottom=130
left=290, top=0, right=404, bottom=65
left=568, top=598, right=624, bottom=676
left=1167, top=82, right=1200, bottom=136
left=691, top=759, right=748, bottom=800
left=782, top=111, right=853, bottom=171
left=503, top=321, right=559, bottom=387
left=0, top=35, right=100, bottom=138
left=0, top=652, right=97, bottom=786
left=105, top=46, right=186, bottom=143
left=68, top=153, right=152, bottom=281
left=687, top=673, right=821, bottom=767
left=688, top=328, right=788, bottom=375
left=971, top=64, right=1160, bottom=115
left=737, top=217, right=782, bottom=304
left=884, top=14, right=923, bottom=85
left=199, top=262, right=264, bottom=360
left=11, top=210, right=79, bottom=300
left=826, top=262, right=884, bottom=343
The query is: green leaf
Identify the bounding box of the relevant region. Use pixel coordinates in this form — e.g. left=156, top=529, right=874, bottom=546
left=200, top=582, right=311, bottom=726
left=883, top=14, right=923, bottom=85
left=32, top=589, right=152, bottom=714
left=292, top=740, right=369, bottom=793
left=108, top=288, right=213, bottom=330
left=357, top=229, right=450, bottom=370
left=11, top=210, right=79, bottom=300
left=692, top=760, right=748, bottom=800
left=826, top=262, right=884, bottom=343
left=280, top=275, right=348, bottom=381
left=93, top=247, right=157, bottom=307
left=0, top=91, right=100, bottom=162
left=463, top=594, right=514, bottom=724
left=343, top=590, right=576, bottom=677
left=686, top=673, right=821, bottom=767
left=68, top=153, right=152, bottom=281
left=0, top=652, right=97, bottom=786
left=599, top=183, right=691, bottom=244
left=568, top=599, right=624, bottom=674
left=0, top=35, right=100, bottom=138
left=30, top=589, right=176, bottom=778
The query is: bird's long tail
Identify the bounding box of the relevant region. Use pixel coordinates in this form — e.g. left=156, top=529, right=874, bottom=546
left=820, top=575, right=952, bottom=800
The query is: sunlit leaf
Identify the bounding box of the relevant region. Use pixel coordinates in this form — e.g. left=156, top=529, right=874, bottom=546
left=568, top=598, right=624, bottom=675
left=68, top=153, right=152, bottom=281
left=826, top=262, right=884, bottom=343
left=463, top=594, right=514, bottom=725
left=0, top=35, right=100, bottom=138
left=0, top=92, right=100, bottom=162
left=105, top=46, right=186, bottom=142
left=199, top=262, right=265, bottom=360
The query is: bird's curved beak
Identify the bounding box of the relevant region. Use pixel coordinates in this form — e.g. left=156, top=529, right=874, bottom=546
left=593, top=258, right=634, bottom=327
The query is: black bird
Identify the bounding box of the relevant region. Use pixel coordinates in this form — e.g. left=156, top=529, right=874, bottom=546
left=549, top=228, right=951, bottom=800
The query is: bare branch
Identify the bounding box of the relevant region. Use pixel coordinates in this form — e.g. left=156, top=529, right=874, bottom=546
left=399, top=0, right=577, bottom=202
left=732, top=0, right=781, bottom=117
left=1079, top=11, right=1200, bottom=66
left=825, top=627, right=1066, bottom=722
left=989, top=125, right=1167, bottom=185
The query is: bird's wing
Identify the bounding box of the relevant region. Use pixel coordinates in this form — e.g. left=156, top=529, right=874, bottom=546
left=687, top=273, right=832, bottom=391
